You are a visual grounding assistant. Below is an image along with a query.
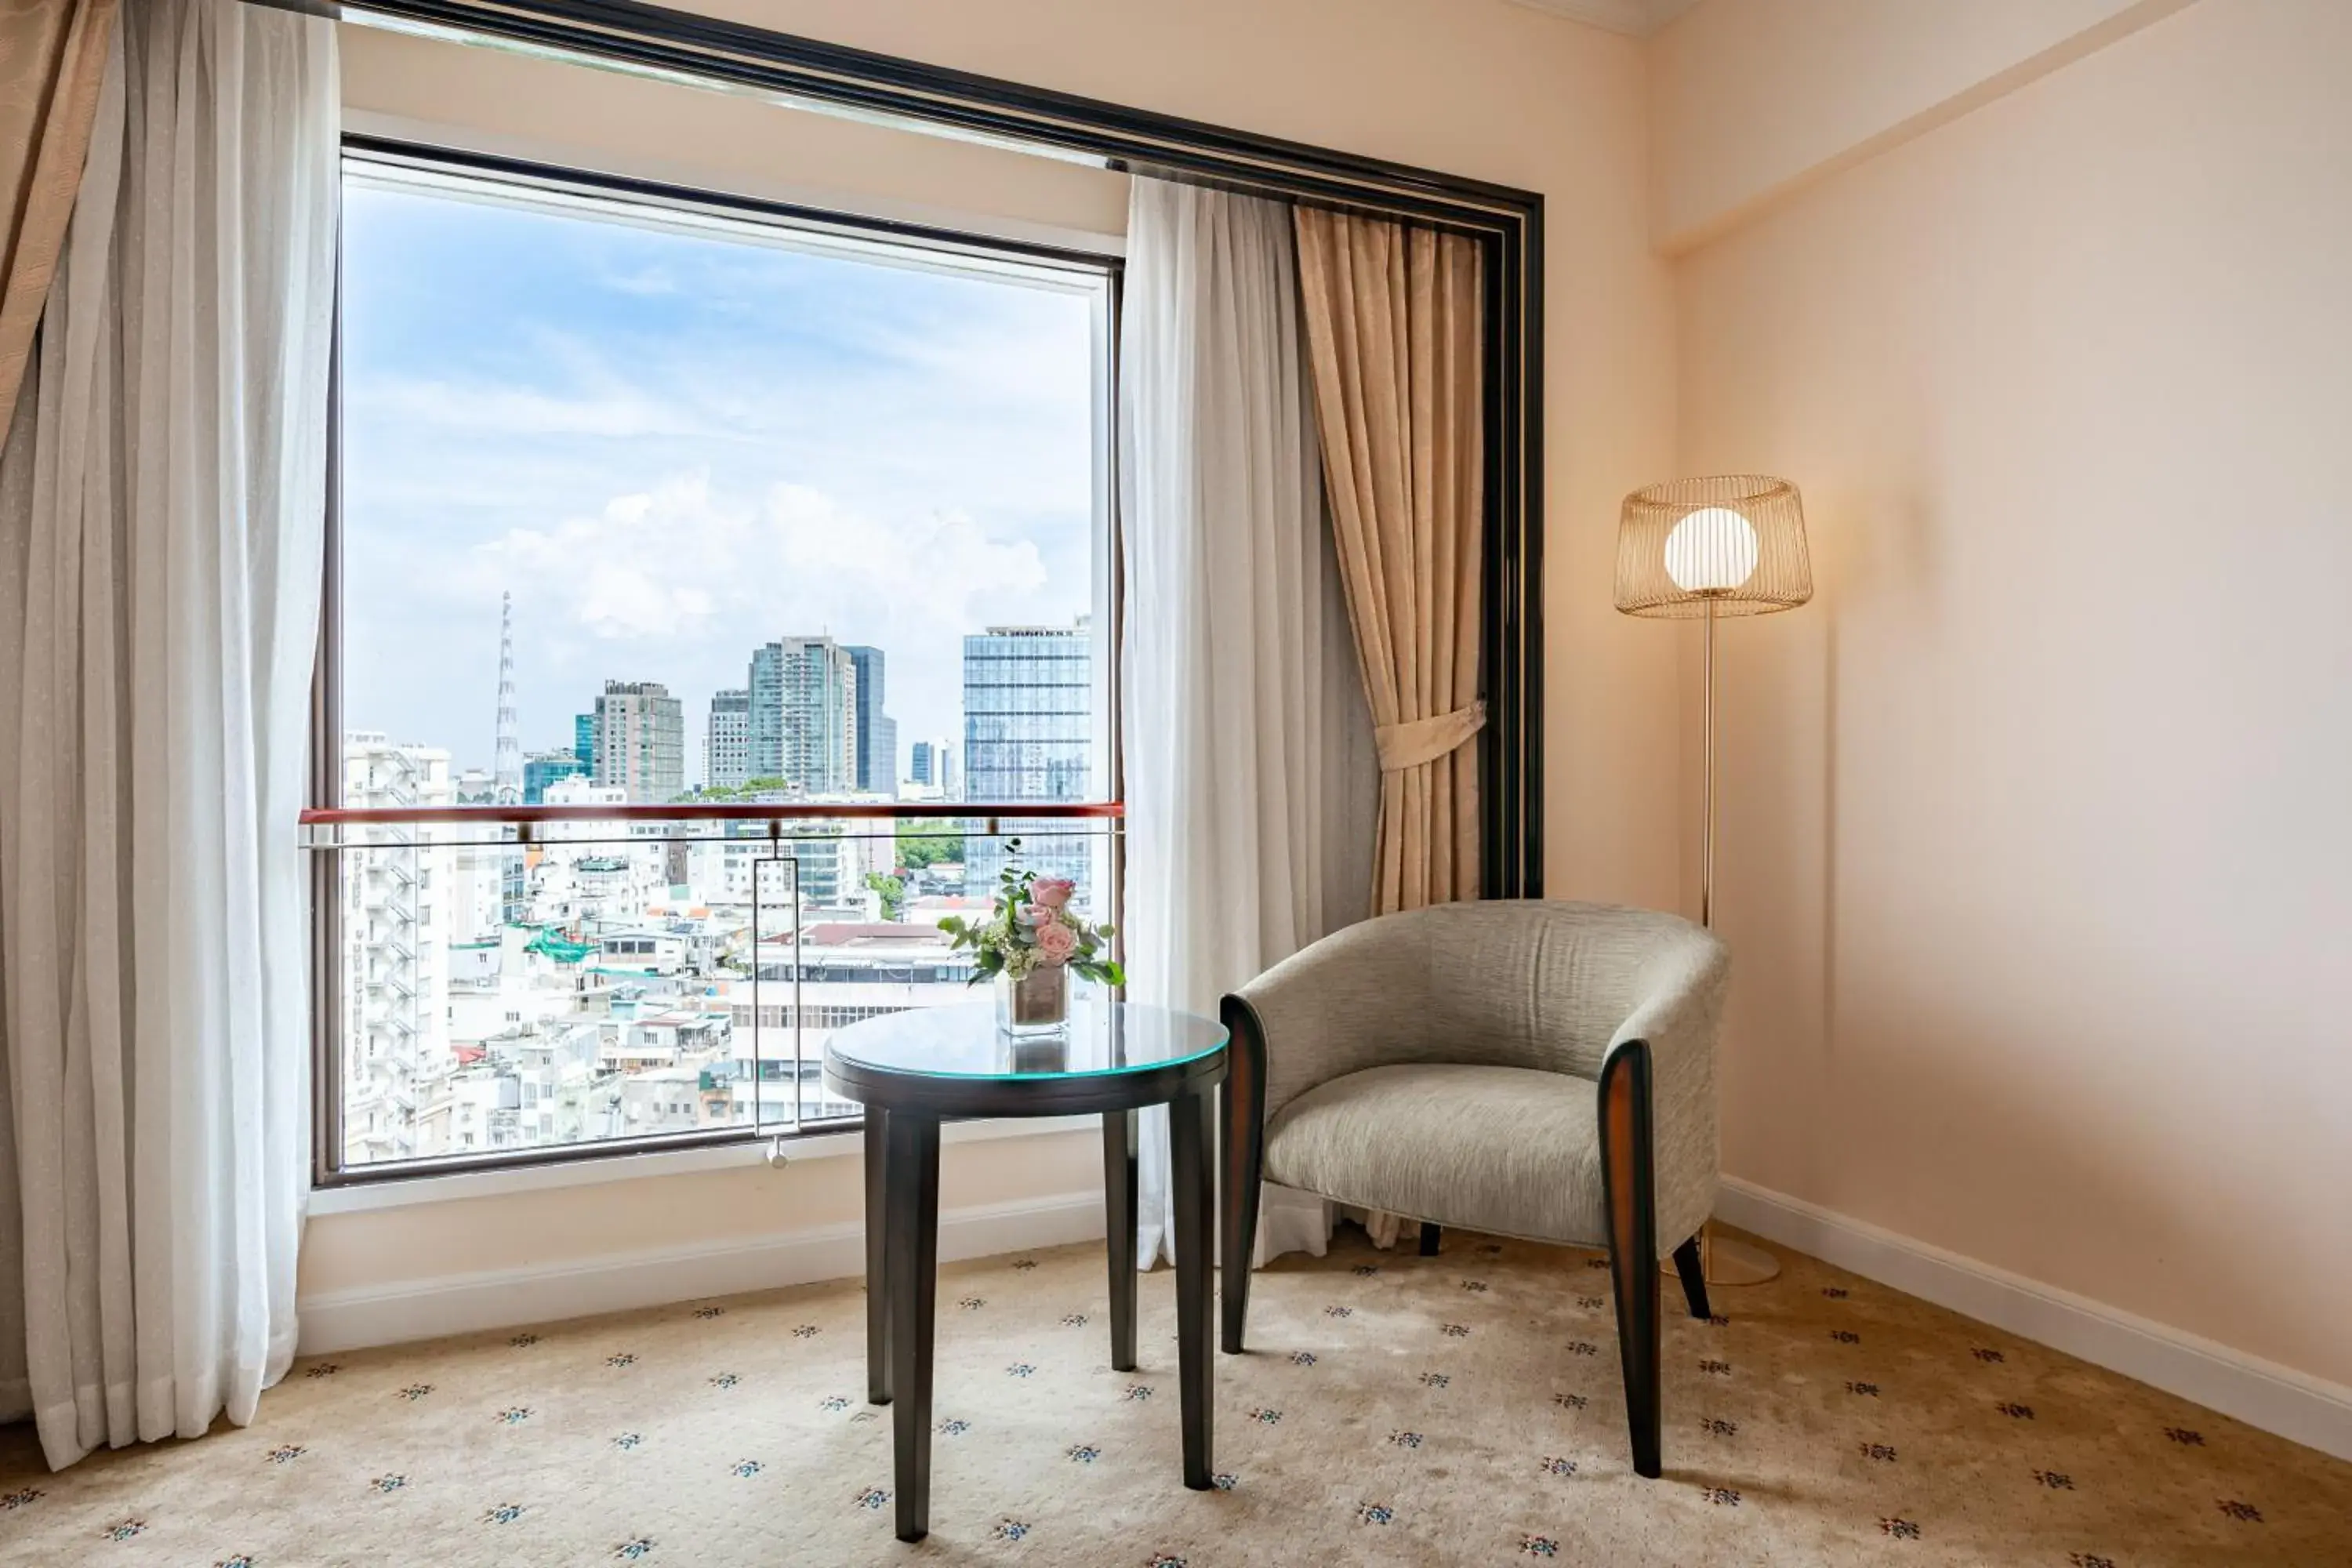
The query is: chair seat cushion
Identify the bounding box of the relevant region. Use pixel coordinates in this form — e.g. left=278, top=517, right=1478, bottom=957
left=1262, top=1062, right=1606, bottom=1247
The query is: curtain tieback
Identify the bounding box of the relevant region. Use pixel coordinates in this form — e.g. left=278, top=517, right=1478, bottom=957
left=1375, top=700, right=1486, bottom=772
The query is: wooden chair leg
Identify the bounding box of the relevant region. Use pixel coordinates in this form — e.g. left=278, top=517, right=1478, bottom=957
left=1219, top=996, right=1266, bottom=1355
left=1671, top=1235, right=1711, bottom=1321
left=1599, top=1041, right=1662, bottom=1479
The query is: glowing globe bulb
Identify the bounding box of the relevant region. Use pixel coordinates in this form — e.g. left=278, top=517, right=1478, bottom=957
left=1664, top=506, right=1759, bottom=593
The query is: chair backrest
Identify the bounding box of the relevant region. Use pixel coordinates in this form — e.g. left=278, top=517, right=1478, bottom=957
left=1239, top=900, right=1722, bottom=1118
left=1417, top=901, right=1712, bottom=1077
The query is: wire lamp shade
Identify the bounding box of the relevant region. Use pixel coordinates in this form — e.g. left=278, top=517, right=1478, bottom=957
left=1613, top=475, right=1813, bottom=619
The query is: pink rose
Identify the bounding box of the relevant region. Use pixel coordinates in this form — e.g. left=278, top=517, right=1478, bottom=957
left=1034, top=921, right=1079, bottom=964
left=1032, top=877, right=1076, bottom=909
left=1018, top=902, right=1053, bottom=927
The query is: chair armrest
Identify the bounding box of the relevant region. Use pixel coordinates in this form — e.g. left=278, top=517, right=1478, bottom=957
left=1603, top=938, right=1730, bottom=1247
left=1229, top=918, right=1434, bottom=1124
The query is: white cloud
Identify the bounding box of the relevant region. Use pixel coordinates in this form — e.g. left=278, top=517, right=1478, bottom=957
left=473, top=470, right=1050, bottom=639
left=453, top=471, right=1068, bottom=768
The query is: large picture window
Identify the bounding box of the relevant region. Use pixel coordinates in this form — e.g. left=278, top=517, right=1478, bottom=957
left=314, top=143, right=1119, bottom=1178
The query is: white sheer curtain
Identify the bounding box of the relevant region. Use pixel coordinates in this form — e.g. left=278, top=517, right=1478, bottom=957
left=1119, top=177, right=1377, bottom=1268
left=0, top=0, right=337, bottom=1469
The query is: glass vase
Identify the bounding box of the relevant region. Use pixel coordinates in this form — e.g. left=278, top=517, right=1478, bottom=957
left=996, top=964, right=1069, bottom=1035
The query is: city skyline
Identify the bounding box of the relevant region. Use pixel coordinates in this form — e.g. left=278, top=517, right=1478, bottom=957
left=398, top=598, right=1100, bottom=800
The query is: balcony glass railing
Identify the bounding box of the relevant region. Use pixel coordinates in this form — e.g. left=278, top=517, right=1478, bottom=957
left=302, top=802, right=1120, bottom=1180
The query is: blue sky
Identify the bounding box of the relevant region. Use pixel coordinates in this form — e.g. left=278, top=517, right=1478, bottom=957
left=339, top=176, right=1099, bottom=785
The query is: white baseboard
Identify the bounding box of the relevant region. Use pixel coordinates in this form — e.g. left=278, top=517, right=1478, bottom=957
left=1715, top=1177, right=2352, bottom=1462
left=296, top=1190, right=1106, bottom=1356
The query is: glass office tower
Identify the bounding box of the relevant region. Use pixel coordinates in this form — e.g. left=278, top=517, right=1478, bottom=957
left=961, top=621, right=1094, bottom=902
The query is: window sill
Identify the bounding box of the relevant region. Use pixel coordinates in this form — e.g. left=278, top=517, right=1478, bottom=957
left=305, top=1115, right=1098, bottom=1216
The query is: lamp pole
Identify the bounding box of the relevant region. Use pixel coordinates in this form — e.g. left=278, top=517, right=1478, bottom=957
left=1700, top=596, right=1718, bottom=931
left=1689, top=590, right=1781, bottom=1286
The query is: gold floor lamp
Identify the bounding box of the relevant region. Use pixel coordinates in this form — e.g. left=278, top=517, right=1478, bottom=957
left=1615, top=475, right=1813, bottom=1287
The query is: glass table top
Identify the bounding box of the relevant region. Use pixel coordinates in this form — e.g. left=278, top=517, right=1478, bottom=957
left=824, top=1000, right=1226, bottom=1083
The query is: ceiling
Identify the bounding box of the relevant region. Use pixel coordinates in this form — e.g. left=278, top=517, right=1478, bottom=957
left=1503, top=0, right=1702, bottom=37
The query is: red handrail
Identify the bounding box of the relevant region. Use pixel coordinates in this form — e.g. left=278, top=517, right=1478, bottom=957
left=299, top=800, right=1125, bottom=827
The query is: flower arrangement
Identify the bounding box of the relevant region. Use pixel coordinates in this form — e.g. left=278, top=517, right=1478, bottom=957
left=940, top=840, right=1124, bottom=989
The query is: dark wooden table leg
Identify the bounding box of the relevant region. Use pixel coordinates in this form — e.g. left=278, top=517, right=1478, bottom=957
left=1103, top=1108, right=1138, bottom=1372
left=1168, top=1085, right=1214, bottom=1490
left=887, top=1111, right=942, bottom=1541
left=865, top=1107, right=891, bottom=1406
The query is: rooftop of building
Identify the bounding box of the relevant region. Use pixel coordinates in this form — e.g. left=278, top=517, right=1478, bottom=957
left=800, top=922, right=953, bottom=948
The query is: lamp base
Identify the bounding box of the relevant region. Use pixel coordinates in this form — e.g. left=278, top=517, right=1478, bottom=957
left=1661, top=1226, right=1782, bottom=1287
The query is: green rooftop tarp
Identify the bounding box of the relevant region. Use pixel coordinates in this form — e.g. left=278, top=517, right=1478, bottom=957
left=524, top=930, right=597, bottom=964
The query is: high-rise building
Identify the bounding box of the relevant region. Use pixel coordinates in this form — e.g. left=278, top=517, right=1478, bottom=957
left=962, top=621, right=1091, bottom=892
left=592, top=680, right=685, bottom=802
left=964, top=623, right=1090, bottom=799
left=706, top=688, right=750, bottom=790
left=574, top=711, right=596, bottom=769
left=340, top=732, right=456, bottom=1166
left=747, top=636, right=857, bottom=792
left=844, top=644, right=897, bottom=797
left=522, top=748, right=589, bottom=804
left=907, top=737, right=957, bottom=797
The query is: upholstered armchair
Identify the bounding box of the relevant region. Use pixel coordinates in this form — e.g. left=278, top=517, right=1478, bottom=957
left=1218, top=901, right=1730, bottom=1478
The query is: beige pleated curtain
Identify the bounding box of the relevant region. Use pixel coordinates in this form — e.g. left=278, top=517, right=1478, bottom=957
left=1294, top=209, right=1485, bottom=913
left=0, top=0, right=118, bottom=420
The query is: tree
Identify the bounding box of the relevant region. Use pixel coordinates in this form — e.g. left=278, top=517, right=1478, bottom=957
left=897, top=822, right=961, bottom=871
left=693, top=776, right=791, bottom=803
left=863, top=871, right=907, bottom=921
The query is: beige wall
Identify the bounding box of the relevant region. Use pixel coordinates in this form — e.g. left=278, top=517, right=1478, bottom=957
left=1675, top=0, right=2352, bottom=1387
left=301, top=1130, right=1102, bottom=1291
left=1649, top=0, right=2190, bottom=250
left=308, top=0, right=1681, bottom=1311
left=339, top=25, right=1129, bottom=249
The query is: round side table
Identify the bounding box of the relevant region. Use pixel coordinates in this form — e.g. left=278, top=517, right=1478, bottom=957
left=823, top=1000, right=1229, bottom=1544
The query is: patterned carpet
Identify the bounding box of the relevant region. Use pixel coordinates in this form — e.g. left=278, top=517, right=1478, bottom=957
left=2, top=1225, right=2348, bottom=1566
